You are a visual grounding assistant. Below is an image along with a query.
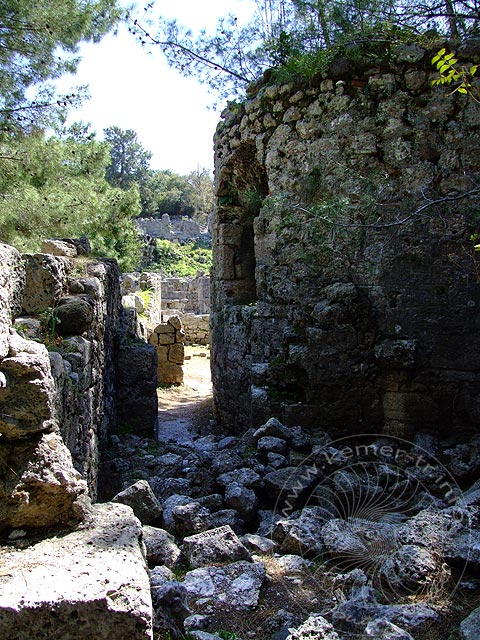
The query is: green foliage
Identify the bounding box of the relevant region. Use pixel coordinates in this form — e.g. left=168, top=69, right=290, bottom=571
left=217, top=631, right=239, bottom=640
left=431, top=48, right=479, bottom=100
left=129, top=0, right=480, bottom=103
left=0, top=127, right=142, bottom=271
left=149, top=239, right=212, bottom=277
left=142, top=167, right=214, bottom=224
left=0, top=0, right=123, bottom=131
left=104, top=125, right=152, bottom=190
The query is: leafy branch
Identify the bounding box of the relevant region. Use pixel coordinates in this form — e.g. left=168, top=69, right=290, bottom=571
left=431, top=47, right=479, bottom=101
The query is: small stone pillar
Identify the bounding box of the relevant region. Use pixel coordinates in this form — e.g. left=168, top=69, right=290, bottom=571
left=149, top=315, right=185, bottom=384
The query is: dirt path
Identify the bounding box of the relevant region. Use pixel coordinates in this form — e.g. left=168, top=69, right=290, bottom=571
left=156, top=345, right=213, bottom=445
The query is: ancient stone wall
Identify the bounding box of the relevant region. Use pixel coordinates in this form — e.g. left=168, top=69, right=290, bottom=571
left=137, top=214, right=210, bottom=244
left=182, top=313, right=210, bottom=345
left=149, top=316, right=185, bottom=385
left=0, top=240, right=158, bottom=526
left=162, top=273, right=211, bottom=316
left=212, top=42, right=480, bottom=438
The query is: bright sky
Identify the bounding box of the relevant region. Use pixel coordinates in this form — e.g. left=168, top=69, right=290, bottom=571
left=56, top=0, right=257, bottom=175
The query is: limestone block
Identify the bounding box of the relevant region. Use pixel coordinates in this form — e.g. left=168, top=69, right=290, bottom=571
left=168, top=343, right=185, bottom=365
left=168, top=315, right=182, bottom=330
left=159, top=333, right=175, bottom=345
left=0, top=244, right=25, bottom=358
left=156, top=345, right=169, bottom=363
left=22, top=253, right=68, bottom=315
left=142, top=525, right=182, bottom=568
left=155, top=323, right=175, bottom=334
left=41, top=239, right=78, bottom=257
left=183, top=525, right=252, bottom=568
left=0, top=503, right=153, bottom=640
left=0, top=332, right=56, bottom=439
left=113, top=480, right=163, bottom=524
left=158, top=362, right=183, bottom=385
left=0, top=432, right=90, bottom=531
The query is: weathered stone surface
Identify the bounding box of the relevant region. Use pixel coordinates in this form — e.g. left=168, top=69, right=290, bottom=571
left=0, top=432, right=90, bottom=531
left=460, top=607, right=480, bottom=640
left=142, top=525, right=181, bottom=568
left=117, top=341, right=158, bottom=436
left=41, top=238, right=78, bottom=257
left=22, top=253, right=68, bottom=314
left=0, top=502, right=152, bottom=639
left=112, top=480, right=163, bottom=524
left=286, top=614, right=340, bottom=640
left=364, top=619, right=414, bottom=639
left=280, top=507, right=328, bottom=558
left=224, top=482, right=258, bottom=518
left=0, top=244, right=24, bottom=359
left=55, top=295, right=94, bottom=335
left=263, top=466, right=319, bottom=502
left=0, top=332, right=56, bottom=438
left=322, top=518, right=400, bottom=562
left=379, top=545, right=439, bottom=593
left=150, top=570, right=190, bottom=635
left=183, top=525, right=252, bottom=568
left=212, top=54, right=480, bottom=438
left=183, top=560, right=266, bottom=612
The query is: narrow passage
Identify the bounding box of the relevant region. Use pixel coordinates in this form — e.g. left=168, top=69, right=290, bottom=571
left=156, top=344, right=213, bottom=445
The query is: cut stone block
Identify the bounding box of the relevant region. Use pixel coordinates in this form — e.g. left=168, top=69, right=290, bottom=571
left=0, top=503, right=153, bottom=640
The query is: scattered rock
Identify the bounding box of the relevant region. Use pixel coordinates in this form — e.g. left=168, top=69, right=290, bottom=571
left=380, top=544, right=440, bottom=593
left=142, top=525, right=182, bottom=568
left=364, top=618, right=414, bottom=639
left=286, top=614, right=340, bottom=640
left=150, top=570, right=190, bottom=635
left=112, top=480, right=163, bottom=524
left=460, top=606, right=480, bottom=640
left=183, top=525, right=252, bottom=568
left=183, top=561, right=266, bottom=612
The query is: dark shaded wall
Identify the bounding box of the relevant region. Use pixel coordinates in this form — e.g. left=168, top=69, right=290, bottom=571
left=211, top=42, right=480, bottom=439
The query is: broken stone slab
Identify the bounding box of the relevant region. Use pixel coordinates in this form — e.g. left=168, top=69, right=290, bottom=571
left=142, top=525, right=182, bottom=568
left=241, top=533, right=277, bottom=555
left=280, top=507, right=329, bottom=558
left=224, top=482, right=258, bottom=518
left=112, top=480, right=163, bottom=524
left=183, top=525, right=252, bottom=568
left=0, top=502, right=153, bottom=640
left=253, top=417, right=292, bottom=442
left=183, top=560, right=266, bottom=612
left=217, top=467, right=264, bottom=489
left=41, top=238, right=78, bottom=258
left=0, top=431, right=90, bottom=532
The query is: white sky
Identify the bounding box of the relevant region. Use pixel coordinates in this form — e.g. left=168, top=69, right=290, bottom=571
left=55, top=0, right=257, bottom=175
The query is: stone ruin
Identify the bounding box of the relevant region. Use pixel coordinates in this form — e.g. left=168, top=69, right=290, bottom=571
left=211, top=41, right=480, bottom=440
left=148, top=315, right=185, bottom=385
left=136, top=213, right=211, bottom=244
left=121, top=271, right=211, bottom=347
left=2, top=41, right=480, bottom=640
left=0, top=238, right=157, bottom=638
